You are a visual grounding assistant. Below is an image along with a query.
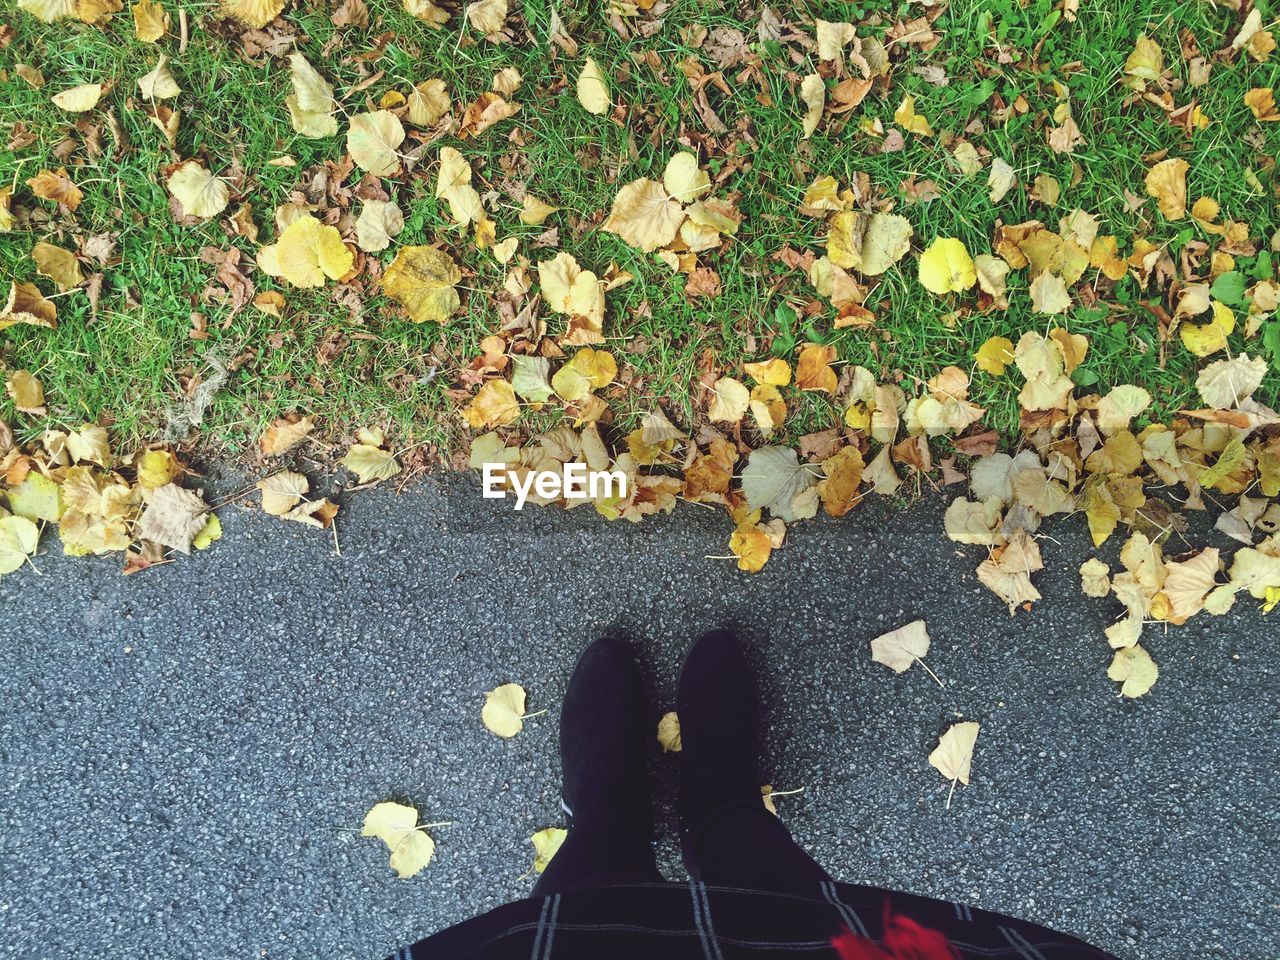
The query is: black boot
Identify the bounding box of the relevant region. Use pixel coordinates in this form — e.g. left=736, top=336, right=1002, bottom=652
left=677, top=629, right=762, bottom=850
left=558, top=635, right=652, bottom=829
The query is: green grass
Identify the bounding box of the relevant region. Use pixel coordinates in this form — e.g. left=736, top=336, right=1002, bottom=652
left=1, top=0, right=1277, bottom=460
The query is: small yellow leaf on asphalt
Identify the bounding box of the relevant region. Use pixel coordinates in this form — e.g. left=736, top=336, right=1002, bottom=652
left=347, top=110, right=405, bottom=177
left=529, top=827, right=567, bottom=873
left=0, top=516, right=40, bottom=577
left=928, top=720, right=980, bottom=786
left=577, top=57, right=611, bottom=115
left=257, top=471, right=309, bottom=516
left=870, top=620, right=931, bottom=674
left=382, top=246, right=463, bottom=323
left=362, top=801, right=436, bottom=879
left=482, top=683, right=528, bottom=737
left=167, top=161, right=229, bottom=219
left=729, top=520, right=772, bottom=571
left=1107, top=644, right=1158, bottom=698
left=52, top=83, right=104, bottom=112
left=1080, top=557, right=1111, bottom=597
left=657, top=711, right=682, bottom=752
left=918, top=237, right=976, bottom=294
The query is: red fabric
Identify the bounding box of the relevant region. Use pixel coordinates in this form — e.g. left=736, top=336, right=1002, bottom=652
left=830, top=901, right=961, bottom=960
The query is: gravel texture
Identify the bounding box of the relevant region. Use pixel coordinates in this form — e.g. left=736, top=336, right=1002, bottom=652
left=1, top=474, right=1276, bottom=960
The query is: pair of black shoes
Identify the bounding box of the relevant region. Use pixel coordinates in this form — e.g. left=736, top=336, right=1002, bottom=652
left=557, top=629, right=760, bottom=863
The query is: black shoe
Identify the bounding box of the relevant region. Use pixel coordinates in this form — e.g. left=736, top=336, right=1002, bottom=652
left=677, top=629, right=762, bottom=839
left=559, top=635, right=652, bottom=830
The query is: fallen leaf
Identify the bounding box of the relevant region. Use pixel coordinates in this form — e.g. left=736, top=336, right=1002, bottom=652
left=577, top=57, right=611, bottom=115
left=1107, top=644, right=1158, bottom=698
left=528, top=827, right=566, bottom=873
left=1145, top=158, right=1189, bottom=220
left=918, top=237, right=976, bottom=294
left=382, top=246, right=462, bottom=323
left=362, top=801, right=437, bottom=879
left=135, top=483, right=211, bottom=555
left=167, top=161, right=229, bottom=219
left=928, top=721, right=980, bottom=801
left=656, top=711, right=682, bottom=752
left=347, top=110, right=405, bottom=177
left=482, top=682, right=528, bottom=737
left=870, top=620, right=940, bottom=683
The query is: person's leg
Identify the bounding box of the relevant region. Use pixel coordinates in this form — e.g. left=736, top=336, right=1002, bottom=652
left=677, top=629, right=832, bottom=893
left=531, top=636, right=662, bottom=896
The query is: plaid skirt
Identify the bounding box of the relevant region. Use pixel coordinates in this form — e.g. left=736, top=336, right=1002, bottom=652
left=387, top=879, right=1119, bottom=959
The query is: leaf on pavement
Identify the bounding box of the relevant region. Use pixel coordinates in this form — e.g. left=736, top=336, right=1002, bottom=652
left=928, top=721, right=980, bottom=803
left=870, top=619, right=941, bottom=685
left=656, top=711, right=682, bottom=752
left=362, top=801, right=437, bottom=879
left=482, top=682, right=528, bottom=737
left=529, top=827, right=567, bottom=873
left=135, top=483, right=211, bottom=555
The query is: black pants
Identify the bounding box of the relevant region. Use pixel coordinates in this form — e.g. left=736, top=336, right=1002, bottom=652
left=532, top=797, right=831, bottom=897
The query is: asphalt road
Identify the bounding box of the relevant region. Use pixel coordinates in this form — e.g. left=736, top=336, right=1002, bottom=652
left=1, top=472, right=1276, bottom=960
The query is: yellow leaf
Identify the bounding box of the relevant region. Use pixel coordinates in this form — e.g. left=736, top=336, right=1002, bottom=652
left=409, top=79, right=455, bottom=126
left=136, top=449, right=179, bottom=490
left=743, top=358, right=791, bottom=386
left=551, top=349, right=616, bottom=403
left=1244, top=87, right=1280, bottom=121
left=0, top=516, right=40, bottom=577
left=362, top=801, right=437, bottom=879
left=355, top=200, right=405, bottom=253
left=138, top=56, right=180, bottom=99
left=602, top=178, right=685, bottom=252
left=257, top=470, right=309, bottom=515
left=656, top=712, right=682, bottom=752
left=729, top=521, right=772, bottom=572
left=1145, top=158, right=1189, bottom=220
left=818, top=445, right=864, bottom=517
left=974, top=336, right=1015, bottom=375
left=928, top=721, right=979, bottom=786
left=31, top=242, right=83, bottom=290
left=167, top=161, right=229, bottom=219
left=286, top=53, right=337, bottom=138
left=918, top=237, right=976, bottom=294
left=1179, top=300, right=1234, bottom=357
left=382, top=245, right=462, bottom=323
left=662, top=152, right=710, bottom=204
left=800, top=73, right=824, bottom=139
left=576, top=57, right=611, bottom=115
left=465, top=0, right=506, bottom=32
left=220, top=0, right=285, bottom=28
left=894, top=94, right=934, bottom=136
left=132, top=0, right=168, bottom=40
left=1107, top=644, right=1158, bottom=698
left=708, top=377, right=750, bottom=423
left=795, top=343, right=837, bottom=392
left=51, top=83, right=103, bottom=112
left=259, top=216, right=352, bottom=288
left=1122, top=34, right=1164, bottom=89
left=341, top=443, right=400, bottom=483
left=462, top=380, right=520, bottom=429
left=520, top=195, right=559, bottom=225
left=481, top=683, right=527, bottom=737
left=17, top=0, right=79, bottom=22
left=749, top=384, right=787, bottom=436
left=1028, top=271, right=1071, bottom=314
left=870, top=619, right=931, bottom=674
left=529, top=827, right=567, bottom=873
left=258, top=414, right=315, bottom=456
left=6, top=370, right=45, bottom=414
left=347, top=110, right=405, bottom=177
